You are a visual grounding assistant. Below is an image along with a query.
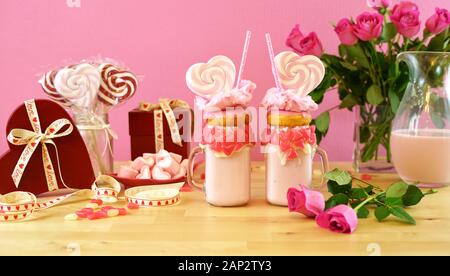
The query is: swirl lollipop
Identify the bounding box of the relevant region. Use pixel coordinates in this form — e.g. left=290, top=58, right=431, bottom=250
left=186, top=55, right=236, bottom=99
left=53, top=63, right=101, bottom=110
left=97, top=63, right=138, bottom=107
left=275, top=51, right=325, bottom=97
left=39, top=70, right=72, bottom=108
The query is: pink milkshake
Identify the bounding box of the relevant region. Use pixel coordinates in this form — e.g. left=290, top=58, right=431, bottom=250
left=391, top=129, right=450, bottom=186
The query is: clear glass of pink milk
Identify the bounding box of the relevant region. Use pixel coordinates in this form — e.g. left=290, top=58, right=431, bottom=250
left=391, top=52, right=450, bottom=187
left=261, top=89, right=330, bottom=206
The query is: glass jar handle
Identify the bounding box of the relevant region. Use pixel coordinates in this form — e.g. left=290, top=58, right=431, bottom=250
left=187, top=146, right=204, bottom=191
left=315, top=146, right=330, bottom=189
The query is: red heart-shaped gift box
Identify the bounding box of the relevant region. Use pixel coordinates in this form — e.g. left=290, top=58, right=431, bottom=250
left=0, top=99, right=96, bottom=195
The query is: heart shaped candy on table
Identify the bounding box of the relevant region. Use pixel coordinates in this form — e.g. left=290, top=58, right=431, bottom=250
left=186, top=55, right=236, bottom=100
left=53, top=63, right=101, bottom=110
left=275, top=51, right=325, bottom=97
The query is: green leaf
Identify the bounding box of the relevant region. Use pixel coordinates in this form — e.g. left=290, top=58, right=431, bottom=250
left=351, top=188, right=367, bottom=200
left=345, top=44, right=370, bottom=68
left=386, top=182, right=409, bottom=198
left=325, top=194, right=349, bottom=210
left=315, top=112, right=330, bottom=133
left=402, top=185, right=424, bottom=207
left=359, top=126, right=371, bottom=144
left=327, top=180, right=352, bottom=195
left=375, top=206, right=390, bottom=221
left=431, top=111, right=446, bottom=129
left=428, top=32, right=446, bottom=51
left=382, top=23, right=397, bottom=42
left=339, top=61, right=358, bottom=71
left=357, top=206, right=370, bottom=219
left=340, top=94, right=359, bottom=109
left=390, top=207, right=416, bottom=225
left=385, top=197, right=403, bottom=207
left=367, top=85, right=384, bottom=106
left=324, top=169, right=352, bottom=185
left=389, top=89, right=401, bottom=113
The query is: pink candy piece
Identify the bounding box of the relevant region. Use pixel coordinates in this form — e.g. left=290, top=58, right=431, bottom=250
left=101, top=206, right=115, bottom=212
left=118, top=208, right=128, bottom=215
left=90, top=199, right=103, bottom=206
left=137, top=165, right=151, bottom=180
left=75, top=210, right=89, bottom=218
left=87, top=211, right=108, bottom=220
left=118, top=165, right=139, bottom=179
left=127, top=203, right=139, bottom=210
left=152, top=166, right=172, bottom=180
left=157, top=156, right=180, bottom=176
left=170, top=153, right=183, bottom=164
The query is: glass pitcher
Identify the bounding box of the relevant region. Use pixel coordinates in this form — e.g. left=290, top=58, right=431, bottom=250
left=391, top=52, right=450, bottom=187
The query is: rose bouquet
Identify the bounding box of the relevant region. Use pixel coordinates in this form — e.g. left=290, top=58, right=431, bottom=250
left=286, top=0, right=450, bottom=171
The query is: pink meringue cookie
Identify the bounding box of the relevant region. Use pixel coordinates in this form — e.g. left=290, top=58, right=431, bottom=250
left=118, top=166, right=139, bottom=179
left=195, top=80, right=255, bottom=111
left=137, top=166, right=151, bottom=180
left=170, top=153, right=183, bottom=164
left=180, top=159, right=189, bottom=171
left=131, top=157, right=149, bottom=171
left=157, top=156, right=181, bottom=176
left=261, top=88, right=318, bottom=113
left=152, top=166, right=171, bottom=180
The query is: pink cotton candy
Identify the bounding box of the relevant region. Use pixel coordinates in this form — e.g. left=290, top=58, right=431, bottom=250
left=118, top=166, right=139, bottom=179
left=152, top=166, right=172, bottom=180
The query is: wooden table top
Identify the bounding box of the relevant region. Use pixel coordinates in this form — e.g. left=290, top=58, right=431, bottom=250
left=0, top=162, right=449, bottom=256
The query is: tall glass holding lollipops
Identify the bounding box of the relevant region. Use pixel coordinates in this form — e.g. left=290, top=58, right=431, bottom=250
left=39, top=61, right=137, bottom=175
left=186, top=31, right=256, bottom=207
left=261, top=34, right=329, bottom=206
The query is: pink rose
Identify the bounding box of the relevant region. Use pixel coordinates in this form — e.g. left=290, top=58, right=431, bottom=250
left=426, top=8, right=450, bottom=35
left=367, top=0, right=391, bottom=10
left=316, top=205, right=358, bottom=234
left=286, top=25, right=324, bottom=57
left=390, top=1, right=421, bottom=38
left=287, top=185, right=325, bottom=218
left=353, top=12, right=384, bottom=41
left=334, top=18, right=359, bottom=46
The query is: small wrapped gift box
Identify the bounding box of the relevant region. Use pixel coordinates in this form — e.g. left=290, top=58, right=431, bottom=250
left=0, top=99, right=96, bottom=195
left=129, top=99, right=193, bottom=160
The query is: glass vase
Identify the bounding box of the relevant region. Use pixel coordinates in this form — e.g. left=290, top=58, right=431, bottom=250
left=74, top=113, right=114, bottom=176
left=353, top=104, right=395, bottom=173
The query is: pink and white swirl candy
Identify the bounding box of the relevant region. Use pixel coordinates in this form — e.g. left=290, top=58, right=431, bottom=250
left=53, top=63, right=101, bottom=110
left=275, top=51, right=325, bottom=97
left=186, top=55, right=236, bottom=99
left=39, top=70, right=72, bottom=108
left=97, top=63, right=138, bottom=106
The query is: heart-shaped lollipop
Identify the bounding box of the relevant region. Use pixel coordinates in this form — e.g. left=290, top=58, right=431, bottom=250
left=97, top=63, right=138, bottom=106
left=275, top=51, right=325, bottom=97
left=54, top=63, right=101, bottom=110
left=186, top=55, right=236, bottom=99
left=39, top=70, right=73, bottom=108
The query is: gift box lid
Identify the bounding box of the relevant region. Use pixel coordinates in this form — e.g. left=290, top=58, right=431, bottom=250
left=128, top=108, right=193, bottom=137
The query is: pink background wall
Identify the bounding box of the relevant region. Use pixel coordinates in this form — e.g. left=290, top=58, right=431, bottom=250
left=0, top=0, right=447, bottom=161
